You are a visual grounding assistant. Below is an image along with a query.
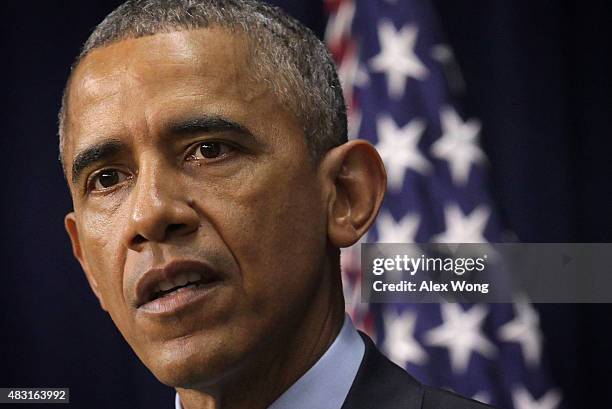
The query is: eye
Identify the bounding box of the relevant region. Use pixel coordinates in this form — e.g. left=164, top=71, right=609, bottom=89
left=189, top=141, right=233, bottom=161
left=90, top=169, right=130, bottom=191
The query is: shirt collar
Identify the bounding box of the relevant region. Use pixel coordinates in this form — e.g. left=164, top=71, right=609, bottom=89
left=175, top=315, right=365, bottom=409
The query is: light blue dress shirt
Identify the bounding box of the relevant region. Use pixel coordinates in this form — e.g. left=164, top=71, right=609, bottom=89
left=175, top=315, right=365, bottom=409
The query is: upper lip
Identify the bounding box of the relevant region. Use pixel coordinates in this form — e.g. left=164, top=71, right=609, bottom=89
left=134, top=259, right=221, bottom=307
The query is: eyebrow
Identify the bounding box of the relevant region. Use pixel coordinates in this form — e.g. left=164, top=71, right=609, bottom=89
left=71, top=139, right=123, bottom=184
left=167, top=115, right=253, bottom=138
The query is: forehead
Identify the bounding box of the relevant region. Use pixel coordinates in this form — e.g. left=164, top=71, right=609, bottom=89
left=70, top=27, right=255, bottom=103
left=64, top=27, right=273, bottom=158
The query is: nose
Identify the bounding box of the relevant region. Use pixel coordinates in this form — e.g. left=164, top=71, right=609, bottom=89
left=125, top=162, right=199, bottom=250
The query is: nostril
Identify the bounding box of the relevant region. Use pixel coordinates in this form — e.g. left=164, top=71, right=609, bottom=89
left=129, top=222, right=196, bottom=249
left=132, top=234, right=147, bottom=246
left=166, top=223, right=186, bottom=235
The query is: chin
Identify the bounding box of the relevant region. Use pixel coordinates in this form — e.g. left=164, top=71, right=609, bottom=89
left=140, top=331, right=248, bottom=389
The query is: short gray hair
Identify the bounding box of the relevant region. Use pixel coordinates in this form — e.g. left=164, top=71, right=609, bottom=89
left=58, top=0, right=347, bottom=167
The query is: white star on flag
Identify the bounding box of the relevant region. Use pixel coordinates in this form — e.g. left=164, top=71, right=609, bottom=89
left=375, top=211, right=421, bottom=280
left=369, top=20, right=428, bottom=98
left=498, top=299, right=543, bottom=367
left=432, top=204, right=490, bottom=244
left=375, top=115, right=431, bottom=191
left=424, top=304, right=497, bottom=373
left=431, top=106, right=485, bottom=185
left=376, top=210, right=420, bottom=243
left=512, top=388, right=562, bottom=409
left=383, top=310, right=428, bottom=366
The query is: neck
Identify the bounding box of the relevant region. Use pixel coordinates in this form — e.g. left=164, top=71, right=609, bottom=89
left=177, top=267, right=346, bottom=409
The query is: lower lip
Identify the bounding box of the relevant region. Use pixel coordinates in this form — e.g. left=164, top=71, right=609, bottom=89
left=137, top=282, right=220, bottom=315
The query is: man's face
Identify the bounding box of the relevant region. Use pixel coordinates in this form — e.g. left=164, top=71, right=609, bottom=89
left=63, top=28, right=332, bottom=387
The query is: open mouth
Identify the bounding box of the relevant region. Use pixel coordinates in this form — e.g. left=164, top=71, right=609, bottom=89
left=135, top=259, right=224, bottom=309
left=146, top=272, right=219, bottom=303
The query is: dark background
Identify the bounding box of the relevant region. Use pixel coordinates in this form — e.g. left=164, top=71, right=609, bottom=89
left=1, top=1, right=610, bottom=408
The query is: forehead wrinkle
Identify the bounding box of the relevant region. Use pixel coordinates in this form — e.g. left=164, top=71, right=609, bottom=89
left=72, top=28, right=268, bottom=111
left=69, top=71, right=123, bottom=116
left=66, top=75, right=135, bottom=148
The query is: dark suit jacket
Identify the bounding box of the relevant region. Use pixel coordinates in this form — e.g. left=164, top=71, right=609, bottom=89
left=341, top=332, right=496, bottom=409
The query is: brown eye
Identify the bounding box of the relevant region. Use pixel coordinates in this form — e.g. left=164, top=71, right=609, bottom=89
left=193, top=141, right=232, bottom=160
left=92, top=169, right=128, bottom=191
left=199, top=142, right=221, bottom=158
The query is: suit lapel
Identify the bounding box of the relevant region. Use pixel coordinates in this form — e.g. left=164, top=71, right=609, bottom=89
left=341, top=331, right=424, bottom=409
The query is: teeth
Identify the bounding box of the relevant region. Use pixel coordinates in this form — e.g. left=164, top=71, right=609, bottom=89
left=174, top=275, right=189, bottom=287
left=155, top=272, right=204, bottom=295
left=159, top=280, right=174, bottom=291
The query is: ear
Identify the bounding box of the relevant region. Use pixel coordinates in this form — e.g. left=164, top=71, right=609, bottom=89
left=64, top=212, right=107, bottom=311
left=319, top=140, right=387, bottom=248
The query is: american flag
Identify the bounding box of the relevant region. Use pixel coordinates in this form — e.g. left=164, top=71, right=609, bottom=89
left=325, top=1, right=563, bottom=408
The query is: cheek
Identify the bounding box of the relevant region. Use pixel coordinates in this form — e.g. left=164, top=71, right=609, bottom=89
left=204, top=164, right=328, bottom=310
left=79, top=210, right=131, bottom=318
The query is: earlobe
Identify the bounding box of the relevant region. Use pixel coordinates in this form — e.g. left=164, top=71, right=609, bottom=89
left=64, top=213, right=107, bottom=311
left=321, top=140, right=387, bottom=248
